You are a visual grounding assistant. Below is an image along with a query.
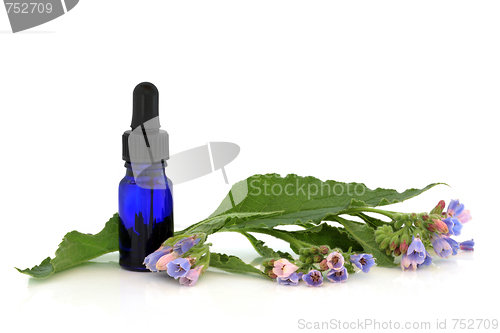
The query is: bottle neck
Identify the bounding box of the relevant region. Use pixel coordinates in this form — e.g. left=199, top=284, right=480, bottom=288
left=124, top=161, right=166, bottom=178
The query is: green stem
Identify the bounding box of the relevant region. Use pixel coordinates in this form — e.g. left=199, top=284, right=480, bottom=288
left=227, top=228, right=313, bottom=250
left=342, top=207, right=396, bottom=219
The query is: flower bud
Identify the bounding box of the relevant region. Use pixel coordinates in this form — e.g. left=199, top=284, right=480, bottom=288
left=409, top=213, right=417, bottom=221
left=313, top=255, right=323, bottom=263
left=393, top=247, right=401, bottom=256
left=379, top=237, right=390, bottom=250
left=414, top=219, right=423, bottom=227
left=434, top=219, right=449, bottom=234
left=389, top=234, right=400, bottom=250
left=401, top=213, right=410, bottom=222
left=393, top=213, right=402, bottom=221
left=305, top=257, right=314, bottom=264
left=386, top=248, right=393, bottom=256
left=419, top=213, right=429, bottom=221
left=319, top=259, right=329, bottom=271
left=430, top=200, right=446, bottom=215
left=299, top=255, right=307, bottom=263
left=266, top=268, right=277, bottom=279
left=299, top=248, right=311, bottom=256
left=319, top=245, right=330, bottom=255
left=310, top=246, right=319, bottom=255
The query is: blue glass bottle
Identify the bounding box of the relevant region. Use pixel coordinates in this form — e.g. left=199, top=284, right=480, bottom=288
left=119, top=82, right=173, bottom=271
left=119, top=162, right=173, bottom=271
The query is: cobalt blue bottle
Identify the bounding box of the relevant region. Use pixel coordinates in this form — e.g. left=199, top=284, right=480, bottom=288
left=119, top=82, right=173, bottom=271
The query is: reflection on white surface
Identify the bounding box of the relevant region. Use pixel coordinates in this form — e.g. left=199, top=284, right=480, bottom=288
left=17, top=251, right=478, bottom=314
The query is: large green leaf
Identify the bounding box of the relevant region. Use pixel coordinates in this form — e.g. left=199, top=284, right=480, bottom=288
left=177, top=211, right=283, bottom=236
left=209, top=252, right=270, bottom=279
left=208, top=174, right=441, bottom=231
left=16, top=214, right=119, bottom=279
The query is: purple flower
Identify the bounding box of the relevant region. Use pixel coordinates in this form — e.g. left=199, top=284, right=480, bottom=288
left=460, top=239, right=475, bottom=251
left=400, top=253, right=418, bottom=271
left=179, top=265, right=203, bottom=286
left=447, top=199, right=465, bottom=217
left=303, top=270, right=323, bottom=287
left=173, top=237, right=201, bottom=255
left=447, top=199, right=472, bottom=224
left=417, top=251, right=433, bottom=268
left=407, top=236, right=426, bottom=265
left=166, top=258, right=191, bottom=279
left=443, top=237, right=459, bottom=256
left=431, top=235, right=453, bottom=259
left=350, top=254, right=375, bottom=273
left=326, top=251, right=344, bottom=271
left=143, top=246, right=173, bottom=272
left=326, top=266, right=348, bottom=283
left=442, top=217, right=463, bottom=236
left=277, top=272, right=301, bottom=286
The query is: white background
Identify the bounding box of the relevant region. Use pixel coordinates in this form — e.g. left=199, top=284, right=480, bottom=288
left=1, top=1, right=499, bottom=332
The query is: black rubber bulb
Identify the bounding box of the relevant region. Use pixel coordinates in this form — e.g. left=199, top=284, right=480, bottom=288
left=131, top=82, right=160, bottom=129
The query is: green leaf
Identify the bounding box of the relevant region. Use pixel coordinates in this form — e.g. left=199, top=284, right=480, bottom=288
left=176, top=211, right=283, bottom=235
left=278, top=223, right=364, bottom=254
left=209, top=174, right=442, bottom=231
left=239, top=232, right=294, bottom=260
left=209, top=252, right=270, bottom=279
left=15, top=257, right=54, bottom=279
left=332, top=215, right=397, bottom=268
left=15, top=214, right=119, bottom=279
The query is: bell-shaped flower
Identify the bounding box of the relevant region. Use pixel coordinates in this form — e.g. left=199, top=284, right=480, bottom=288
left=303, top=270, right=323, bottom=287
left=327, top=266, right=348, bottom=283
left=179, top=265, right=203, bottom=286
left=272, top=259, right=299, bottom=278
left=350, top=254, right=375, bottom=273
left=326, top=251, right=344, bottom=271
left=166, top=258, right=191, bottom=279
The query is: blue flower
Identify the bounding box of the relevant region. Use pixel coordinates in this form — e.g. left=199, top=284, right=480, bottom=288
left=166, top=258, right=191, bottom=279
left=407, top=236, right=426, bottom=265
left=443, top=237, right=459, bottom=256
left=350, top=254, right=375, bottom=273
left=447, top=199, right=465, bottom=217
left=143, top=246, right=172, bottom=272
left=303, top=270, right=323, bottom=287
left=327, top=266, right=348, bottom=283
left=277, top=272, right=301, bottom=286
left=442, top=217, right=463, bottom=236
left=431, top=235, right=453, bottom=259
left=173, top=237, right=201, bottom=255
left=417, top=251, right=433, bottom=268
left=459, top=239, right=475, bottom=251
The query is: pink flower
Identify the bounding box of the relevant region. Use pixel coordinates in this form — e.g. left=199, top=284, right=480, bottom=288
left=326, top=251, right=344, bottom=271
left=457, top=209, right=472, bottom=224
left=156, top=252, right=179, bottom=271
left=272, top=259, right=299, bottom=278
left=179, top=265, right=204, bottom=286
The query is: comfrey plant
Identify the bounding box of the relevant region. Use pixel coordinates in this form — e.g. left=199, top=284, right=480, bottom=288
left=16, top=175, right=476, bottom=285
left=143, top=233, right=210, bottom=286
left=374, top=199, right=474, bottom=271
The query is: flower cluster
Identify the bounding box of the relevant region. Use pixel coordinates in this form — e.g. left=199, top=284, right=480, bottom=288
left=374, top=199, right=474, bottom=271
left=143, top=233, right=210, bottom=286
left=263, top=246, right=375, bottom=287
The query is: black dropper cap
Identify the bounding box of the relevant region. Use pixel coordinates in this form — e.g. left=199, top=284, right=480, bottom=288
left=122, top=82, right=169, bottom=163
left=131, top=82, right=160, bottom=130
